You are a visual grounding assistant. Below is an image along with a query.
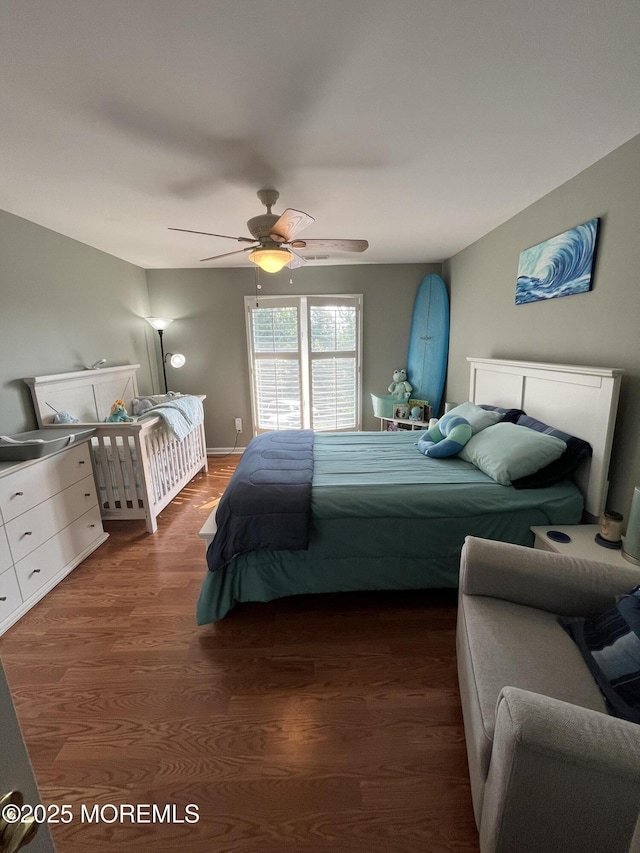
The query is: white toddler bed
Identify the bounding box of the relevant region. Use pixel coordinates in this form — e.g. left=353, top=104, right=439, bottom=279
left=25, top=365, right=208, bottom=533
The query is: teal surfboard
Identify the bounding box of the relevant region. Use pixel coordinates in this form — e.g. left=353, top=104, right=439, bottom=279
left=406, top=274, right=450, bottom=416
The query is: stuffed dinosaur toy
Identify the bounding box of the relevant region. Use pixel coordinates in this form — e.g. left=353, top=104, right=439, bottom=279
left=417, top=413, right=473, bottom=458
left=105, top=399, right=134, bottom=422
left=388, top=368, right=413, bottom=397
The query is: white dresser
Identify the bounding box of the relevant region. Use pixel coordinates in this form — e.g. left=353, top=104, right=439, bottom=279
left=0, top=438, right=108, bottom=636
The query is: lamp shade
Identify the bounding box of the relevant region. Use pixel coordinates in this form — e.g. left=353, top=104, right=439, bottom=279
left=168, top=353, right=186, bottom=369
left=145, top=317, right=174, bottom=331
left=249, top=247, right=293, bottom=274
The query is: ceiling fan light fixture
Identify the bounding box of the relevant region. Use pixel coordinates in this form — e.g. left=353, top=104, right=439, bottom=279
left=249, top=247, right=293, bottom=274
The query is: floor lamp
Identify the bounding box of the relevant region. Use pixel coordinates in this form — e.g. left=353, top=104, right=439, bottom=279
left=145, top=317, right=185, bottom=393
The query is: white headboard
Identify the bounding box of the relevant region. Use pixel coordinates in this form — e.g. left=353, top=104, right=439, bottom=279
left=467, top=358, right=623, bottom=519
left=25, top=365, right=141, bottom=425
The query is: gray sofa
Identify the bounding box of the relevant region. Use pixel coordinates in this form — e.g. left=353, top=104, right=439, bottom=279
left=457, top=536, right=640, bottom=853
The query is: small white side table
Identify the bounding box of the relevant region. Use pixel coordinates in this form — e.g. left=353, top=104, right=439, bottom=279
left=377, top=416, right=430, bottom=432
left=531, top=524, right=634, bottom=569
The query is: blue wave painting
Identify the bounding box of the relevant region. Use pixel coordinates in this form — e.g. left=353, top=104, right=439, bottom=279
left=516, top=218, right=599, bottom=305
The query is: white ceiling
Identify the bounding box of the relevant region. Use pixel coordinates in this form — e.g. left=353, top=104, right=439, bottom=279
left=1, top=0, right=639, bottom=270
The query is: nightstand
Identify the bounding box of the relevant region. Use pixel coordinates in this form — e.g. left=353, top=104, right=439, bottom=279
left=531, top=524, right=633, bottom=568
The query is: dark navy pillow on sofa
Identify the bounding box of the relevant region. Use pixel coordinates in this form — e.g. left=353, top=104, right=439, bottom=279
left=559, top=587, right=640, bottom=723
left=511, top=414, right=592, bottom=489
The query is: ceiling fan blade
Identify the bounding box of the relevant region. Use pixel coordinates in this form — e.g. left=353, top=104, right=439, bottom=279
left=169, top=227, right=255, bottom=243
left=269, top=208, right=315, bottom=243
left=200, top=247, right=256, bottom=262
left=286, top=249, right=307, bottom=270
left=290, top=238, right=369, bottom=253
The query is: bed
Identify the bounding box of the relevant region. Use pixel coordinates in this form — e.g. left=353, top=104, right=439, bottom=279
left=25, top=364, right=208, bottom=533
left=197, top=358, right=623, bottom=622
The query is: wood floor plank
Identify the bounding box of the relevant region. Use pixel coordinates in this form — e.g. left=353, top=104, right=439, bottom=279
left=0, top=456, right=479, bottom=853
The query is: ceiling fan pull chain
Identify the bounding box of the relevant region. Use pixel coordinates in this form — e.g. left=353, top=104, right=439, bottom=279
left=254, top=266, right=262, bottom=306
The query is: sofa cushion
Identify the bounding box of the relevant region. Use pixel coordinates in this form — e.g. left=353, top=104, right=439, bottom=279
left=459, top=595, right=607, bottom=790
left=559, top=585, right=640, bottom=723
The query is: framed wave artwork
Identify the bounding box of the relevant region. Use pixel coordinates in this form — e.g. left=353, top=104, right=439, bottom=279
left=515, top=217, right=600, bottom=305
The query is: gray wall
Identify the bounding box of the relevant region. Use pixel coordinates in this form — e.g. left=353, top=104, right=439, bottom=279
left=0, top=210, right=153, bottom=434
left=3, top=134, right=637, bottom=518
left=146, top=263, right=439, bottom=447
left=443, top=134, right=640, bottom=516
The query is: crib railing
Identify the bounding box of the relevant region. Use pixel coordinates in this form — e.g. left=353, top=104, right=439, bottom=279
left=90, top=417, right=208, bottom=532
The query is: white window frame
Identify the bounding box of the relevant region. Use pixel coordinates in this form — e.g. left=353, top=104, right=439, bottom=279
left=245, top=294, right=362, bottom=434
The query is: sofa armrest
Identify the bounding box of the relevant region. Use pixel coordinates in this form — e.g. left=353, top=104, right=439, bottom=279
left=459, top=536, right=640, bottom=616
left=481, top=686, right=640, bottom=853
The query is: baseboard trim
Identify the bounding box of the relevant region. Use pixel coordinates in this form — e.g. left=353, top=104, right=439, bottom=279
left=207, top=447, right=245, bottom=456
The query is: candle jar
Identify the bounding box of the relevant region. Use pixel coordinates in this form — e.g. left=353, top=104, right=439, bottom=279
left=597, top=510, right=624, bottom=548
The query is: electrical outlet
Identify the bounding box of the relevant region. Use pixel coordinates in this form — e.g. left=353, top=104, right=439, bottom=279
left=234, top=417, right=243, bottom=433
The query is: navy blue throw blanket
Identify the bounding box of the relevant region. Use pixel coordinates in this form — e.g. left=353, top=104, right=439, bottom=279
left=207, top=430, right=314, bottom=572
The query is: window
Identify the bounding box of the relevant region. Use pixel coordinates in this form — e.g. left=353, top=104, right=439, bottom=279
left=245, top=294, right=362, bottom=433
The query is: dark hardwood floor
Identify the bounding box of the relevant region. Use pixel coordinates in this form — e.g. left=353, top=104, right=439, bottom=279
left=0, top=457, right=479, bottom=853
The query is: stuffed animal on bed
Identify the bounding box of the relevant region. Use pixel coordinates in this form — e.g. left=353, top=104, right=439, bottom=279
left=388, top=369, right=413, bottom=397
left=105, top=400, right=134, bottom=422
left=417, top=413, right=473, bottom=458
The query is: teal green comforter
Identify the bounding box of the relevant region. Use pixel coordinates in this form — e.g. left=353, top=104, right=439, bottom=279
left=197, top=431, right=583, bottom=623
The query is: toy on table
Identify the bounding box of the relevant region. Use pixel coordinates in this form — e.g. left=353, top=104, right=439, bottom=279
left=105, top=400, right=134, bottom=422
left=417, top=413, right=473, bottom=458
left=388, top=369, right=413, bottom=397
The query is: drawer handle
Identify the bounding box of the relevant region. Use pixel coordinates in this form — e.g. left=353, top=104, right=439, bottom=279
left=23, top=531, right=33, bottom=536
left=14, top=491, right=24, bottom=496
left=79, top=460, right=86, bottom=465
left=90, top=523, right=96, bottom=528
left=0, top=596, right=6, bottom=602
left=85, top=492, right=91, bottom=497
left=31, top=569, right=41, bottom=575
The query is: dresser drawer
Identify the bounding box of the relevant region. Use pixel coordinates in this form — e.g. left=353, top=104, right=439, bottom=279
left=0, top=526, right=12, bottom=574
left=0, top=442, right=92, bottom=522
left=0, top=566, right=23, bottom=626
left=14, top=505, right=103, bottom=600
left=5, top=475, right=98, bottom=563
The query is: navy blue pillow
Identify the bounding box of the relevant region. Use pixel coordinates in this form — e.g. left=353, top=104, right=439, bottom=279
left=511, top=414, right=592, bottom=489
left=559, top=587, right=640, bottom=723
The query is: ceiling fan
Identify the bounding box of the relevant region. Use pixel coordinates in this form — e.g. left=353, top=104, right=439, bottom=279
left=169, top=188, right=369, bottom=273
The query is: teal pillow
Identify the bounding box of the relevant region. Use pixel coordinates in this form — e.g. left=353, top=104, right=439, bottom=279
left=444, top=402, right=504, bottom=434
left=459, top=422, right=566, bottom=485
